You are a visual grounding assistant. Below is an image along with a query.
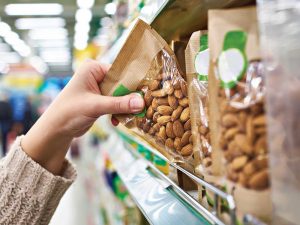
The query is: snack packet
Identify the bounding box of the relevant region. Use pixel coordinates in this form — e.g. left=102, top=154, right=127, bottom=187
left=100, top=19, right=193, bottom=163
left=186, top=30, right=228, bottom=212
left=208, top=6, right=271, bottom=223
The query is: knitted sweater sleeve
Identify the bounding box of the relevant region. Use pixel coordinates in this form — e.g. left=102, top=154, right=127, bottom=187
left=0, top=136, right=77, bottom=225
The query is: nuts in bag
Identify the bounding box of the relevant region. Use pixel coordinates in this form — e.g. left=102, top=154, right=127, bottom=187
left=185, top=31, right=212, bottom=174
left=100, top=19, right=193, bottom=162
left=208, top=6, right=271, bottom=223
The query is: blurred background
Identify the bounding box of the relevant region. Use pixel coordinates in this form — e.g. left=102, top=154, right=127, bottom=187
left=0, top=1, right=163, bottom=225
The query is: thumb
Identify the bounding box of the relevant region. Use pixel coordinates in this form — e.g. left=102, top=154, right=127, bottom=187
left=96, top=93, right=145, bottom=115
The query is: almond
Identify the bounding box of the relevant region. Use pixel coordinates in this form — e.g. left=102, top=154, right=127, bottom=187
left=149, top=80, right=160, bottom=91
left=168, top=95, right=178, bottom=109
left=157, top=105, right=173, bottom=115
left=174, top=89, right=184, bottom=99
left=253, top=155, right=268, bottom=170
left=222, top=113, right=239, bottom=127
left=243, top=161, right=256, bottom=177
left=234, top=134, right=253, bottom=155
left=174, top=137, right=182, bottom=151
left=151, top=98, right=159, bottom=110
left=163, top=80, right=174, bottom=95
left=152, top=123, right=160, bottom=132
left=254, top=136, right=267, bottom=155
left=144, top=90, right=153, bottom=107
left=165, top=138, right=174, bottom=149
left=184, top=119, right=191, bottom=131
left=179, top=98, right=189, bottom=107
left=146, top=106, right=154, bottom=119
left=153, top=112, right=160, bottom=122
left=157, top=97, right=169, bottom=106
left=173, top=79, right=181, bottom=89
left=224, top=127, right=239, bottom=140
left=171, top=106, right=183, bottom=121
left=166, top=122, right=175, bottom=138
left=173, top=120, right=184, bottom=138
left=180, top=107, right=190, bottom=122
left=181, top=131, right=191, bottom=146
left=199, top=125, right=208, bottom=135
left=253, top=115, right=266, bottom=126
left=152, top=89, right=167, bottom=97
left=157, top=116, right=171, bottom=125
left=248, top=169, right=269, bottom=190
left=181, top=144, right=193, bottom=156
left=231, top=155, right=248, bottom=171
left=157, top=126, right=166, bottom=140
left=246, top=115, right=255, bottom=145
left=180, top=81, right=188, bottom=97
left=238, top=111, right=247, bottom=132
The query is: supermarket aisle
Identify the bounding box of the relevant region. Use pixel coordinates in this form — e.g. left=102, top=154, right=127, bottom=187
left=49, top=158, right=89, bottom=225
left=50, top=134, right=104, bottom=225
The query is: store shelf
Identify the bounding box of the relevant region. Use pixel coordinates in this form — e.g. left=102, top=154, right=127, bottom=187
left=107, top=137, right=214, bottom=225
left=150, top=0, right=255, bottom=42
left=100, top=0, right=255, bottom=63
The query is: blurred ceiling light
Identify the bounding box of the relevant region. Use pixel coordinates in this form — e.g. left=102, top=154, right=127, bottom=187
left=16, top=45, right=31, bottom=57
left=33, top=39, right=69, bottom=48
left=29, top=29, right=68, bottom=40
left=5, top=3, right=63, bottom=16
left=74, top=41, right=88, bottom=50
left=40, top=51, right=71, bottom=61
left=28, top=56, right=49, bottom=74
left=77, top=0, right=95, bottom=9
left=74, top=33, right=89, bottom=43
left=4, top=32, right=19, bottom=44
left=15, top=17, right=66, bottom=30
left=104, top=2, right=117, bottom=15
left=0, top=22, right=11, bottom=37
left=75, top=9, right=92, bottom=23
left=0, top=52, right=21, bottom=64
left=75, top=22, right=90, bottom=33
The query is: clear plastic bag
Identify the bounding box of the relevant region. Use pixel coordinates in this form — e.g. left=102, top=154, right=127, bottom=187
left=135, top=48, right=193, bottom=161
left=258, top=1, right=300, bottom=224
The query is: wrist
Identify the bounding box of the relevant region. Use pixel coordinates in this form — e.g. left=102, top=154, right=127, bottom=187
left=22, top=106, right=73, bottom=175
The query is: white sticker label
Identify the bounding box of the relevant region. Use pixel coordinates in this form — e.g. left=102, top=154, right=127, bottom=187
left=218, top=48, right=245, bottom=83
left=195, top=49, right=209, bottom=76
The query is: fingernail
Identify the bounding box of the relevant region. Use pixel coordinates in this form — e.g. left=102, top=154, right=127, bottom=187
left=129, top=95, right=144, bottom=112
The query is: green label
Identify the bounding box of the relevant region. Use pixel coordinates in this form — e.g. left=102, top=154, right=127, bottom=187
left=218, top=31, right=248, bottom=89
left=113, top=84, right=146, bottom=117
left=194, top=34, right=209, bottom=81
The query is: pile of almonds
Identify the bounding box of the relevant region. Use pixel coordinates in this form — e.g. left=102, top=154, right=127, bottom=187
left=136, top=73, right=193, bottom=157
left=197, top=86, right=212, bottom=168
left=218, top=61, right=269, bottom=190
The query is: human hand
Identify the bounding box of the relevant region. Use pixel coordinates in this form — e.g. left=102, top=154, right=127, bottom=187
left=22, top=60, right=144, bottom=174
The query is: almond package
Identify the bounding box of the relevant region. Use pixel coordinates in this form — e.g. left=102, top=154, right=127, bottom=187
left=100, top=19, right=193, bottom=164
left=208, top=6, right=271, bottom=223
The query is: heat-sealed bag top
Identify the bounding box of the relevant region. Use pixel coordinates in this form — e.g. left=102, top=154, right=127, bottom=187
left=100, top=19, right=193, bottom=163
left=208, top=6, right=271, bottom=223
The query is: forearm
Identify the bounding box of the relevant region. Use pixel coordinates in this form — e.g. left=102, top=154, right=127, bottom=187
left=22, top=99, right=73, bottom=175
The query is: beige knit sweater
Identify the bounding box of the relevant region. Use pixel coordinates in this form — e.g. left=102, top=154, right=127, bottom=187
left=0, top=136, right=77, bottom=225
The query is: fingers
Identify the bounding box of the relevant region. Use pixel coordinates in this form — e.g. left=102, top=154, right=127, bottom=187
left=96, top=93, right=145, bottom=115
left=77, top=60, right=111, bottom=83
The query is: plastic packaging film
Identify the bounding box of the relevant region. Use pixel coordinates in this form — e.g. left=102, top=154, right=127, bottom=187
left=100, top=19, right=193, bottom=165
left=185, top=31, right=212, bottom=176
left=257, top=1, right=300, bottom=224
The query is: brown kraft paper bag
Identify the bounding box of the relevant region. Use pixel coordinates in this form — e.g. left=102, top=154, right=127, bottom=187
left=208, top=6, right=271, bottom=224
left=100, top=19, right=193, bottom=165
